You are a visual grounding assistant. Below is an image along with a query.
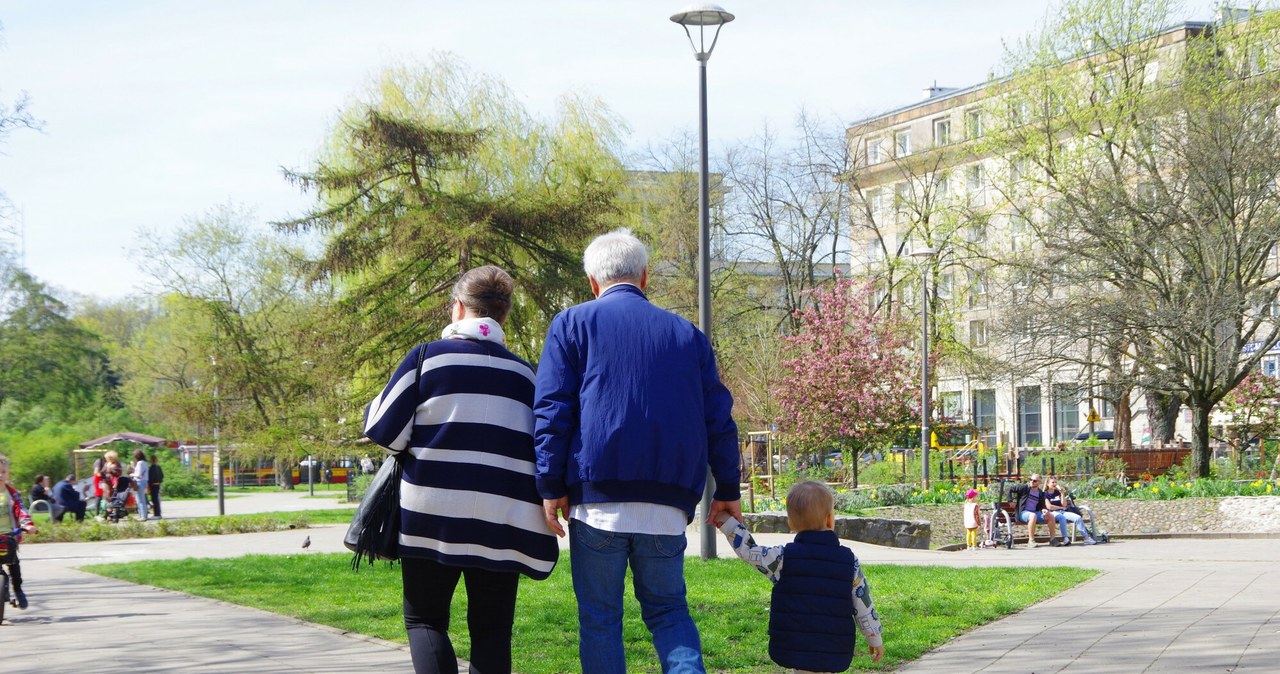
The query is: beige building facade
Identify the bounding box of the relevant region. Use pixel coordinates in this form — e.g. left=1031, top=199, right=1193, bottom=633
left=840, top=19, right=1246, bottom=451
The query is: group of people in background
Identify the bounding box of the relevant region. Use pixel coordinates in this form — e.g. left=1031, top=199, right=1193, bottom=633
left=23, top=448, right=166, bottom=525
left=363, top=229, right=883, bottom=674
left=1001, top=473, right=1098, bottom=547
left=88, top=449, right=164, bottom=521
left=28, top=473, right=87, bottom=522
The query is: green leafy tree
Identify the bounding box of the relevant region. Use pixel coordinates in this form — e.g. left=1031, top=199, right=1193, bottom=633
left=0, top=260, right=117, bottom=411
left=135, top=204, right=338, bottom=486
left=276, top=56, right=625, bottom=383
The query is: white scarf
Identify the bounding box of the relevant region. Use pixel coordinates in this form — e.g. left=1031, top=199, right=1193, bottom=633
left=441, top=317, right=506, bottom=344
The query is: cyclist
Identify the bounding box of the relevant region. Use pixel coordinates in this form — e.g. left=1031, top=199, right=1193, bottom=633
left=1, top=452, right=37, bottom=609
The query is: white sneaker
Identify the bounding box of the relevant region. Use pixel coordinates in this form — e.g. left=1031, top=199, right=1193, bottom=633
left=1027, top=540, right=1038, bottom=548
left=1082, top=537, right=1097, bottom=545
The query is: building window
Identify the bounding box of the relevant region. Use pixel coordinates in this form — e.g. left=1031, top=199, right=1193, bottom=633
left=1010, top=213, right=1032, bottom=251
left=965, top=109, right=984, bottom=138
left=1053, top=383, right=1079, bottom=442
left=894, top=182, right=911, bottom=222
left=968, top=270, right=988, bottom=309
left=867, top=188, right=885, bottom=213
left=1010, top=157, right=1030, bottom=183
left=936, top=174, right=950, bottom=199
left=864, top=237, right=883, bottom=262
left=866, top=138, right=883, bottom=165
left=895, top=129, right=912, bottom=157
left=1143, top=60, right=1160, bottom=87
left=1017, top=385, right=1042, bottom=446
left=967, top=221, right=987, bottom=245
left=933, top=118, right=951, bottom=146
left=938, top=271, right=955, bottom=299
left=941, top=391, right=963, bottom=420
left=1011, top=100, right=1031, bottom=126
left=965, top=165, right=985, bottom=206
left=973, top=389, right=997, bottom=449
left=969, top=319, right=988, bottom=346
left=965, top=164, right=984, bottom=191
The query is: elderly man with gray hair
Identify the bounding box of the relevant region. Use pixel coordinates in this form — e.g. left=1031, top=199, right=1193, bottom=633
left=534, top=228, right=741, bottom=673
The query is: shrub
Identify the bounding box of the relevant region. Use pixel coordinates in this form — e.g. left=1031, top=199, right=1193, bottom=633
left=158, top=454, right=210, bottom=498
left=25, top=512, right=312, bottom=543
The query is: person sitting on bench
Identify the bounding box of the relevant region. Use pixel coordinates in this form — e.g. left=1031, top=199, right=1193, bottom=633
left=54, top=474, right=87, bottom=522
left=1008, top=474, right=1050, bottom=548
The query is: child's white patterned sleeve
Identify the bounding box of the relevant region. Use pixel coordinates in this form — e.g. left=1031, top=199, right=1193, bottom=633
left=851, top=556, right=884, bottom=648
left=718, top=516, right=785, bottom=583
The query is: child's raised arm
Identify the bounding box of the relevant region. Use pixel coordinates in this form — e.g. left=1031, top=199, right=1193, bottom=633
left=716, top=515, right=786, bottom=583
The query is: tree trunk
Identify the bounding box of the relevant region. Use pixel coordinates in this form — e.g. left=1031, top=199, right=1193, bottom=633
left=1190, top=402, right=1213, bottom=478
left=1114, top=391, right=1133, bottom=450
left=275, top=457, right=294, bottom=490
left=1146, top=392, right=1181, bottom=445
left=850, top=445, right=860, bottom=488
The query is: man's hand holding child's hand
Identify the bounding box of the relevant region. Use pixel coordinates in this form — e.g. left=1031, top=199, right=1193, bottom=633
left=712, top=511, right=731, bottom=527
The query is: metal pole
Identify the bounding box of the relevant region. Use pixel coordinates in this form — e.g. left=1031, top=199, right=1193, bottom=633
left=696, top=56, right=716, bottom=561
left=921, top=269, right=931, bottom=490
left=308, top=454, right=315, bottom=496
left=212, top=329, right=225, bottom=517
left=214, top=391, right=224, bottom=516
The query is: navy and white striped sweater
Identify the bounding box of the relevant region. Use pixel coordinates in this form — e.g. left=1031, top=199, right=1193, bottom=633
left=364, top=336, right=558, bottom=580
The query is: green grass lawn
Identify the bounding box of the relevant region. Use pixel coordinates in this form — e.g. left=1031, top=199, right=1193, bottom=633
left=86, top=553, right=1095, bottom=672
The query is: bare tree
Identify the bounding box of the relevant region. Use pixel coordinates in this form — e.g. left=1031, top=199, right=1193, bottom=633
left=990, top=1, right=1280, bottom=474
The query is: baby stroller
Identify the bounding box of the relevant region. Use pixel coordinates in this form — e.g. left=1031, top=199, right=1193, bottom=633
left=105, top=476, right=133, bottom=523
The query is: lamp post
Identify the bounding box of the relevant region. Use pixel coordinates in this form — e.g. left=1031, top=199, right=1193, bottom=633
left=671, top=3, right=733, bottom=560
left=910, top=247, right=937, bottom=489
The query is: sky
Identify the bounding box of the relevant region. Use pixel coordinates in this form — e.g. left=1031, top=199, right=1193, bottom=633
left=0, top=1, right=1222, bottom=301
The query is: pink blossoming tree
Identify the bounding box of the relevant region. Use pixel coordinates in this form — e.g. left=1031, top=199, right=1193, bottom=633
left=1217, top=373, right=1280, bottom=479
left=775, top=275, right=918, bottom=486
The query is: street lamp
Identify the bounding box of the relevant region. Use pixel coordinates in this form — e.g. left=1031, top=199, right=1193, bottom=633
left=910, top=247, right=937, bottom=489
left=671, top=3, right=733, bottom=560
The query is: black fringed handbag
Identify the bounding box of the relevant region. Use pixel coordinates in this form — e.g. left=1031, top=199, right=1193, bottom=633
left=345, top=454, right=403, bottom=569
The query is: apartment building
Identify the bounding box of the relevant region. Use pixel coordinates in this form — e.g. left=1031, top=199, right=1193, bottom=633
left=841, top=13, right=1275, bottom=451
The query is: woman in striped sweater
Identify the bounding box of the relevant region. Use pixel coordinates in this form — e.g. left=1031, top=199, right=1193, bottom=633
left=364, top=265, right=559, bottom=674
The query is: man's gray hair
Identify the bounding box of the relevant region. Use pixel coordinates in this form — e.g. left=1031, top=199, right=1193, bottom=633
left=583, top=228, right=648, bottom=284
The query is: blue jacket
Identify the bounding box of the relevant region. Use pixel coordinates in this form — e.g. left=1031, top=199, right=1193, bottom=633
left=533, top=284, right=740, bottom=519
left=769, top=530, right=857, bottom=672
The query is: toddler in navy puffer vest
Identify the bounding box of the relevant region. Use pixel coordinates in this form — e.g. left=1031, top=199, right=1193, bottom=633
left=714, top=480, right=884, bottom=673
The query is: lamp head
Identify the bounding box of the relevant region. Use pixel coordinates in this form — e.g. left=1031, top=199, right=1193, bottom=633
left=671, top=4, right=734, bottom=60
left=670, top=3, right=735, bottom=26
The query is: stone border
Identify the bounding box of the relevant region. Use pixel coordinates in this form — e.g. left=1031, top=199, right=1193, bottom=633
left=742, top=512, right=932, bottom=550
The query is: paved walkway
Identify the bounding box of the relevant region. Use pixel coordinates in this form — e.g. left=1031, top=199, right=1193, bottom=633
left=9, top=492, right=1280, bottom=672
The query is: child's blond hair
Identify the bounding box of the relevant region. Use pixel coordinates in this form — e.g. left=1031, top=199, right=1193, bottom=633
left=786, top=480, right=834, bottom=532
left=0, top=452, right=8, bottom=466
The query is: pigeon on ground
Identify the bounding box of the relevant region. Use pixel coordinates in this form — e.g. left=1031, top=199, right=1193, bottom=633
left=302, top=535, right=311, bottom=550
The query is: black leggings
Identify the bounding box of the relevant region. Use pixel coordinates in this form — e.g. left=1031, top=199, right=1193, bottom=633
left=401, top=556, right=520, bottom=674
left=4, top=559, right=20, bottom=591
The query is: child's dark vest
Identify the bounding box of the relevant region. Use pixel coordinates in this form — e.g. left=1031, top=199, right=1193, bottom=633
left=768, top=529, right=856, bottom=672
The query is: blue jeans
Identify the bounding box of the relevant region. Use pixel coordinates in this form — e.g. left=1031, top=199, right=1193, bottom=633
left=135, top=483, right=149, bottom=520
left=1051, top=510, right=1084, bottom=539
left=569, top=519, right=704, bottom=674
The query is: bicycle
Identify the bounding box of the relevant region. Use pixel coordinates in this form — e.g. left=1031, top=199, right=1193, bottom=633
left=981, top=479, right=1016, bottom=549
